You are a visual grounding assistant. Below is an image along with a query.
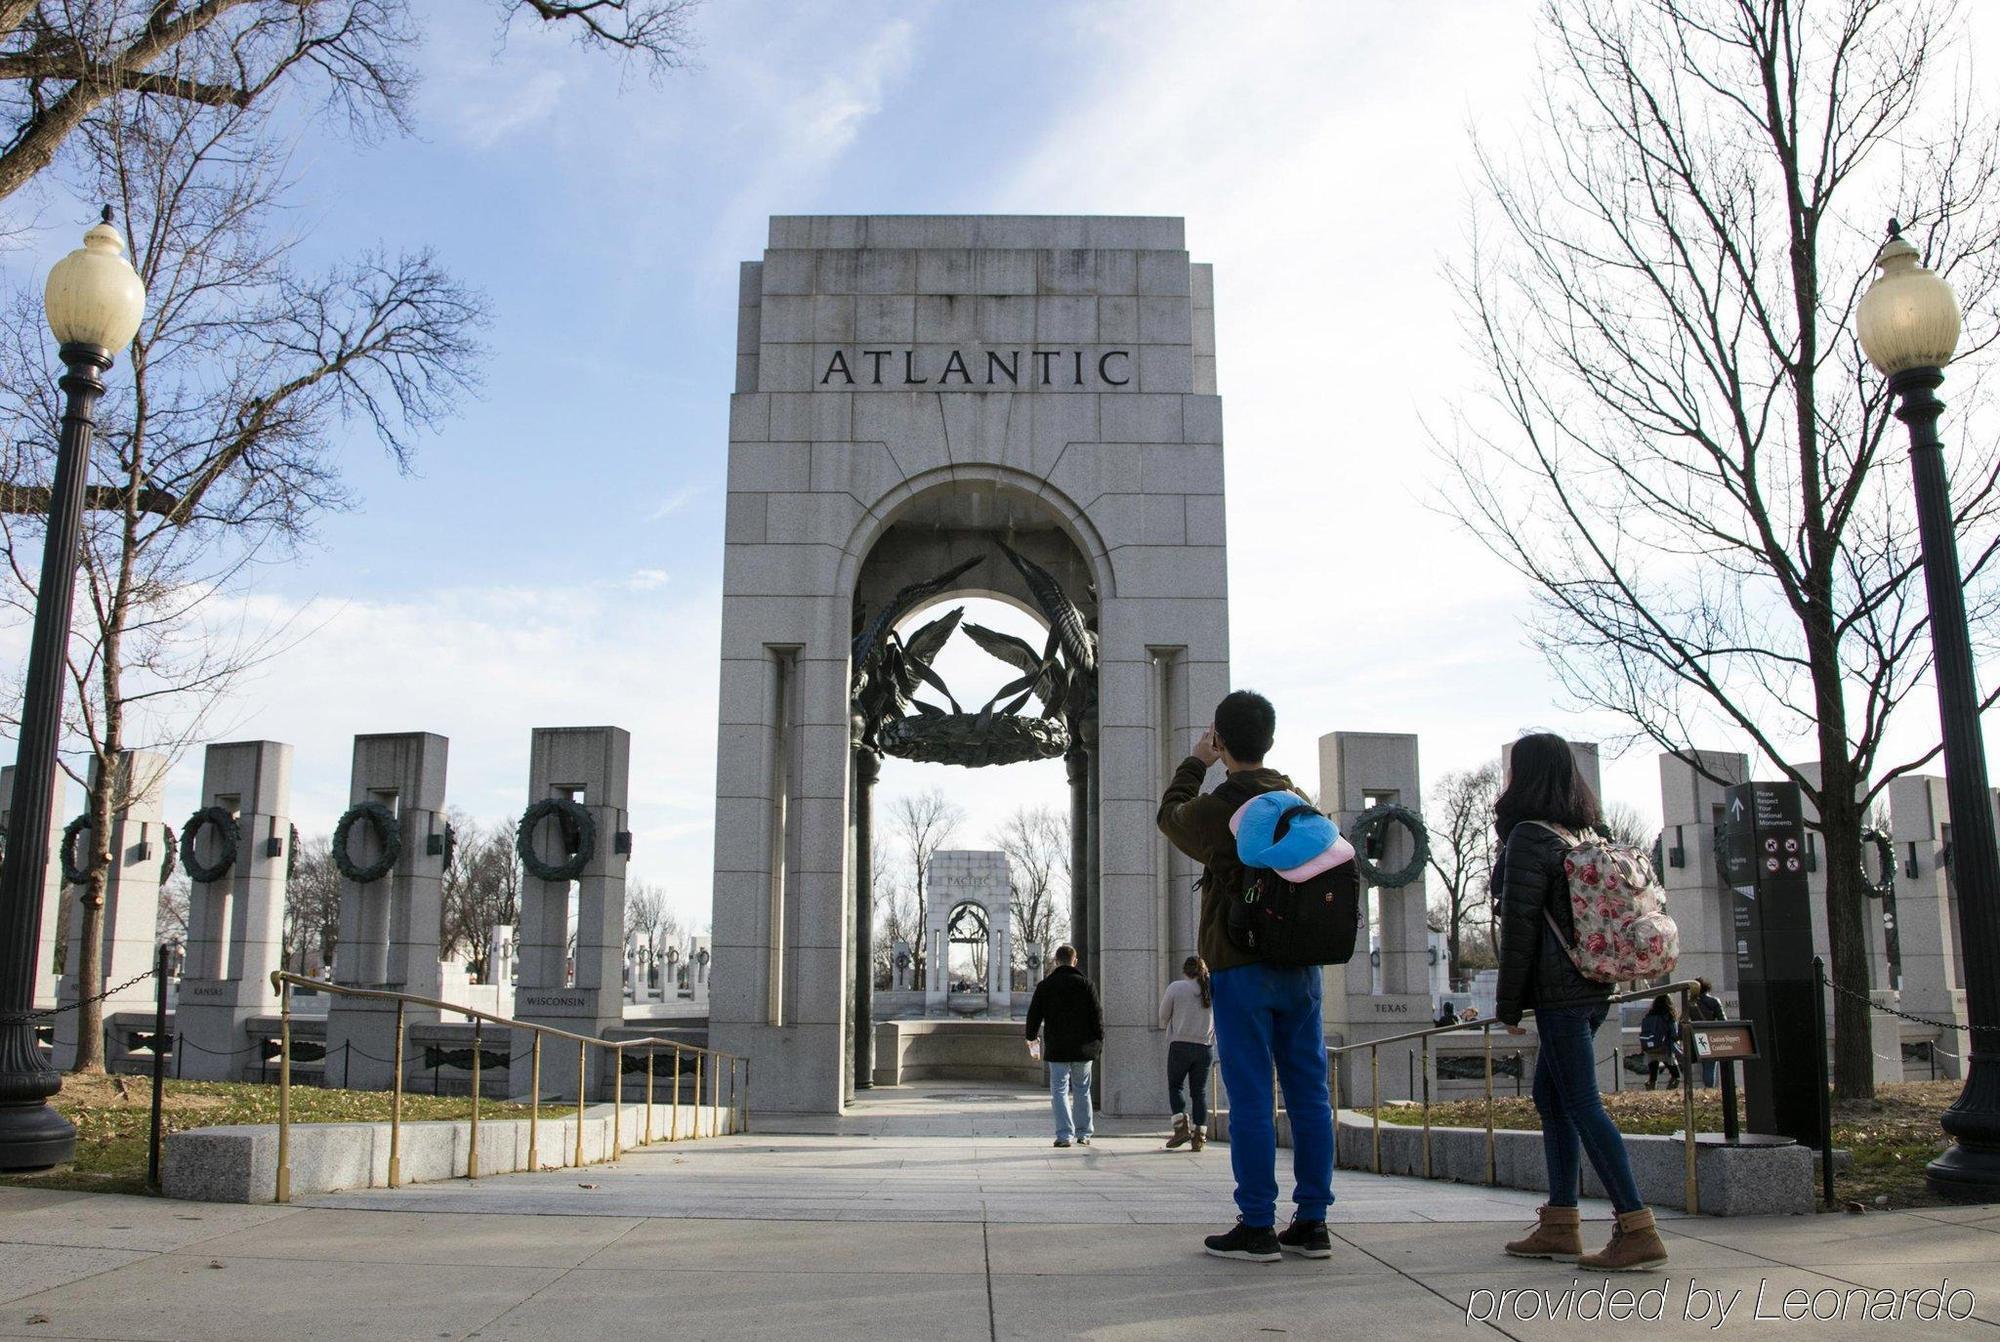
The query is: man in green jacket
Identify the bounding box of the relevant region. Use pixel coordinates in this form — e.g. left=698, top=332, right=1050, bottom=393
left=1157, top=690, right=1335, bottom=1263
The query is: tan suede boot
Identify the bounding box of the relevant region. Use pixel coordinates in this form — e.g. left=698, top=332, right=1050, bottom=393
left=1189, top=1124, right=1206, bottom=1152
left=1503, top=1205, right=1582, bottom=1261
left=1166, top=1114, right=1191, bottom=1150
left=1578, top=1209, right=1669, bottom=1272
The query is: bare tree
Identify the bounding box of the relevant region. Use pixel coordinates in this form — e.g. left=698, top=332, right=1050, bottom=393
left=0, top=0, right=700, bottom=205
left=1425, top=762, right=1502, bottom=991
left=1600, top=803, right=1654, bottom=851
left=623, top=880, right=679, bottom=943
left=154, top=870, right=186, bottom=943
left=0, top=89, right=484, bottom=1071
left=993, top=804, right=1068, bottom=961
left=283, top=833, right=340, bottom=974
left=1442, top=0, right=2000, bottom=1098
left=888, top=786, right=963, bottom=909
left=441, top=818, right=522, bottom=979
left=870, top=836, right=919, bottom=985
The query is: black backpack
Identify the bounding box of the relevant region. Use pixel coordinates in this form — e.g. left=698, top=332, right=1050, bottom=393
left=1223, top=798, right=1363, bottom=968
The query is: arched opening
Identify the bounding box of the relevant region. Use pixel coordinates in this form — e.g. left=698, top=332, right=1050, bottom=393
left=847, top=475, right=1105, bottom=1092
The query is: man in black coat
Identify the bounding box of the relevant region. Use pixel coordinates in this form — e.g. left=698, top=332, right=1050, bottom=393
left=1025, top=945, right=1103, bottom=1147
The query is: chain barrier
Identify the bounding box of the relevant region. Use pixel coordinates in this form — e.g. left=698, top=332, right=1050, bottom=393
left=0, top=966, right=158, bottom=1026
left=1824, top=976, right=2000, bottom=1035
left=173, top=1036, right=265, bottom=1057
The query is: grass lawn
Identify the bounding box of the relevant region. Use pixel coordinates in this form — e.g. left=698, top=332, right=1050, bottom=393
left=1362, top=1080, right=1960, bottom=1210
left=0, top=1073, right=543, bottom=1197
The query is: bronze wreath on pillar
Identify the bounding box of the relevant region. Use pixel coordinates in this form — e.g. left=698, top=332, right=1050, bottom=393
left=180, top=806, right=241, bottom=885
left=332, top=802, right=400, bottom=884
left=58, top=812, right=99, bottom=885
left=517, top=797, right=594, bottom=882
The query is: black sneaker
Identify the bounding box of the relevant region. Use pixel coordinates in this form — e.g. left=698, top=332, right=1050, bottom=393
left=1054, top=1138, right=1071, bottom=1148
left=1077, top=1136, right=1092, bottom=1146
left=1203, top=1221, right=1281, bottom=1263
left=1278, top=1219, right=1333, bottom=1259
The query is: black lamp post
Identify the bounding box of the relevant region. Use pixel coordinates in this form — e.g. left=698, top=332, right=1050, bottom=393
left=1859, top=220, right=2000, bottom=1198
left=0, top=211, right=146, bottom=1171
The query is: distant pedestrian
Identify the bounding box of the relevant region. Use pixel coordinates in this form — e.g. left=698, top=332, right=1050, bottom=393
left=1025, top=944, right=1102, bottom=1148
left=1495, top=732, right=1667, bottom=1272
left=1687, top=978, right=1725, bottom=1087
left=1158, top=690, right=1335, bottom=1264
left=1640, top=995, right=1683, bottom=1090
left=1435, top=1001, right=1458, bottom=1028
left=1161, top=956, right=1214, bottom=1151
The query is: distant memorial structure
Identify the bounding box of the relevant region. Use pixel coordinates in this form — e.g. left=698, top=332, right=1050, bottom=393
left=176, top=741, right=292, bottom=1080
left=708, top=215, right=1228, bottom=1114
left=52, top=751, right=168, bottom=1069
left=511, top=726, right=631, bottom=1100
left=323, top=733, right=452, bottom=1089
left=924, top=850, right=1013, bottom=1014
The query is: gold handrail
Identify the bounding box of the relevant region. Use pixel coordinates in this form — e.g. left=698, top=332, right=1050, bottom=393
left=266, top=970, right=747, bottom=1204
left=1329, top=978, right=1704, bottom=1213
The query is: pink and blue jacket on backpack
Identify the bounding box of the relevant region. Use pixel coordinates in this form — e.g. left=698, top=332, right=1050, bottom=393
left=1227, top=791, right=1355, bottom=881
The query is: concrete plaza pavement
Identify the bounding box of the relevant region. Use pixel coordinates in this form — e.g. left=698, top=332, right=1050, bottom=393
left=0, top=1085, right=1996, bottom=1340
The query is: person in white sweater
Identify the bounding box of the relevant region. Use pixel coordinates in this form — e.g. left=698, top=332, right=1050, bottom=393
left=1161, top=956, right=1216, bottom=1150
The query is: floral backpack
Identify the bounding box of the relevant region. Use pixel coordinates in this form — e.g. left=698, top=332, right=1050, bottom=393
left=1527, top=822, right=1680, bottom=984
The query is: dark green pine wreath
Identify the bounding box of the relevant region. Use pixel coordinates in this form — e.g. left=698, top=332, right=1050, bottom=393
left=332, top=802, right=401, bottom=884
left=1351, top=803, right=1431, bottom=888
left=59, top=813, right=99, bottom=886
left=180, top=806, right=241, bottom=885
left=1860, top=827, right=1897, bottom=899
left=518, top=798, right=594, bottom=882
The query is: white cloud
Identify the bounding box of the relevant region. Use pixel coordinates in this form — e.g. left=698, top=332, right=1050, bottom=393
left=626, top=567, right=672, bottom=591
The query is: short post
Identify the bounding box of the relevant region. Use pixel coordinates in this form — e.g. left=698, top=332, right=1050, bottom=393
left=574, top=1039, right=587, bottom=1170
left=1483, top=1023, right=1496, bottom=1186
left=527, top=1034, right=541, bottom=1172
left=1612, top=1046, right=1622, bottom=1092
left=1721, top=1057, right=1741, bottom=1143
left=468, top=1020, right=482, bottom=1180
left=1814, top=956, right=1835, bottom=1206
left=671, top=1045, right=682, bottom=1141
left=1370, top=1046, right=1381, bottom=1174
left=275, top=974, right=292, bottom=1204
left=388, top=999, right=406, bottom=1188
left=644, top=1049, right=655, bottom=1144
left=694, top=1051, right=704, bottom=1140
left=1679, top=985, right=1698, bottom=1214
left=1420, top=1033, right=1432, bottom=1179
left=742, top=1055, right=751, bottom=1134
left=612, top=1044, right=623, bottom=1160
left=146, top=943, right=171, bottom=1193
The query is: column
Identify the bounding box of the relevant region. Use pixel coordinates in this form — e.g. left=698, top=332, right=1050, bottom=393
left=175, top=741, right=291, bottom=1081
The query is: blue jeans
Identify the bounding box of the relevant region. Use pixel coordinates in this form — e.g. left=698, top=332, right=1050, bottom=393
left=1049, top=1060, right=1093, bottom=1141
left=1533, top=1004, right=1644, bottom=1214
left=1212, top=963, right=1333, bottom=1227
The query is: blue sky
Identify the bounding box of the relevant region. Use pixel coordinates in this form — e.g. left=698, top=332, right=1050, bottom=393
left=14, top=0, right=1992, bottom=930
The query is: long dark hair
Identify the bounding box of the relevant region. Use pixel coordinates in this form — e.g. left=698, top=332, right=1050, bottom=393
left=1495, top=732, right=1604, bottom=842
left=1648, top=994, right=1676, bottom=1018
left=1184, top=955, right=1211, bottom=1008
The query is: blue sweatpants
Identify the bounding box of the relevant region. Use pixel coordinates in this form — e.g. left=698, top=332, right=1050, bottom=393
left=1212, top=962, right=1335, bottom=1227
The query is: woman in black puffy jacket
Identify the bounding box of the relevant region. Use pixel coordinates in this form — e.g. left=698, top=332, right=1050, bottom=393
left=1492, top=733, right=1666, bottom=1272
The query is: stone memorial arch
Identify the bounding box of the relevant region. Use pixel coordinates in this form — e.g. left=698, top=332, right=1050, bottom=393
left=923, top=850, right=1013, bottom=1012
left=709, top=214, right=1228, bottom=1115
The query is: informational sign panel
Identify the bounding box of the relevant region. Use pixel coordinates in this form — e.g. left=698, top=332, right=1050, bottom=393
left=1720, top=781, right=1820, bottom=1145
left=1688, top=1019, right=1758, bottom=1061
